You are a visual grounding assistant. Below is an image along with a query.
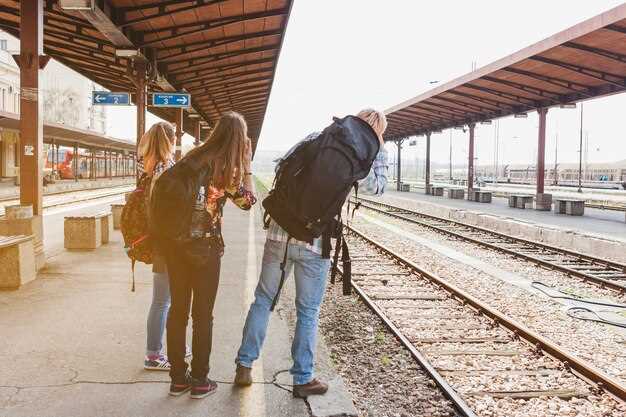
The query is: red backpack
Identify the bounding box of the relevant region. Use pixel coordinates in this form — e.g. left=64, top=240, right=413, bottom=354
left=121, top=174, right=153, bottom=291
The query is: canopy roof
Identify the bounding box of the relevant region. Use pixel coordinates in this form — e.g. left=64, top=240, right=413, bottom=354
left=384, top=4, right=626, bottom=141
left=0, top=109, right=136, bottom=150
left=0, top=0, right=293, bottom=145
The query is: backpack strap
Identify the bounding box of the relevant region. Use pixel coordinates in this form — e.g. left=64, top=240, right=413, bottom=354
left=330, top=228, right=342, bottom=284
left=270, top=237, right=291, bottom=312
left=351, top=183, right=361, bottom=219
left=263, top=211, right=272, bottom=230
left=341, top=237, right=351, bottom=296
left=131, top=259, right=136, bottom=292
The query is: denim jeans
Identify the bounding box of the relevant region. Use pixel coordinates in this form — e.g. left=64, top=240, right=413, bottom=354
left=146, top=271, right=171, bottom=357
left=236, top=239, right=331, bottom=385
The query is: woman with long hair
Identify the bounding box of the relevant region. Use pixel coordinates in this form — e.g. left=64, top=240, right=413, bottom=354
left=136, top=121, right=180, bottom=371
left=159, top=112, right=256, bottom=399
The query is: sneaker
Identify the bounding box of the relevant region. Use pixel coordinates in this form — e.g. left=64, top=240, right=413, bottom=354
left=144, top=354, right=171, bottom=371
left=234, top=364, right=252, bottom=387
left=185, top=346, right=192, bottom=358
left=292, top=378, right=328, bottom=398
left=190, top=377, right=218, bottom=399
left=169, top=373, right=192, bottom=397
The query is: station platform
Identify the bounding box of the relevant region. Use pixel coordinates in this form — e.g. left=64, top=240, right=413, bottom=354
left=0, top=201, right=356, bottom=417
left=380, top=188, right=626, bottom=264
left=0, top=177, right=134, bottom=201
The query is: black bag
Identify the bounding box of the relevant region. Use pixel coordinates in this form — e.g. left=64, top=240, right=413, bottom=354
left=263, top=116, right=379, bottom=307
left=262, top=115, right=380, bottom=243
left=149, top=151, right=211, bottom=244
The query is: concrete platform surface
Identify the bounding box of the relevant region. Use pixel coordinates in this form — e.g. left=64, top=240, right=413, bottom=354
left=0, top=202, right=356, bottom=417
left=386, top=189, right=626, bottom=243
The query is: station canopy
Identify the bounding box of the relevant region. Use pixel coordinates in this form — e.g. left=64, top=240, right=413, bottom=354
left=384, top=4, right=626, bottom=141
left=0, top=0, right=294, bottom=144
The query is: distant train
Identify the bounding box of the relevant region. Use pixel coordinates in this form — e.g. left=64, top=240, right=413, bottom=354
left=475, top=161, right=626, bottom=190
left=43, top=146, right=135, bottom=181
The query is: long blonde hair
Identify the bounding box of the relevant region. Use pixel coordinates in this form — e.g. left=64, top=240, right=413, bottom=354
left=356, top=108, right=388, bottom=141
left=138, top=122, right=175, bottom=174
left=185, top=112, right=248, bottom=189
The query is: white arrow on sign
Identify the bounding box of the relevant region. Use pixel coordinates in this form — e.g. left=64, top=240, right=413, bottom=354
left=177, top=95, right=188, bottom=105
left=94, top=94, right=105, bottom=103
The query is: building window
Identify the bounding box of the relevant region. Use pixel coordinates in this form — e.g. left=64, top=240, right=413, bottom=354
left=0, top=40, right=7, bottom=51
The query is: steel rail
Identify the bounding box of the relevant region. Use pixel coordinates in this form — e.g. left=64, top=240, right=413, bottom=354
left=346, top=224, right=626, bottom=402
left=354, top=196, right=626, bottom=293
left=346, top=270, right=477, bottom=417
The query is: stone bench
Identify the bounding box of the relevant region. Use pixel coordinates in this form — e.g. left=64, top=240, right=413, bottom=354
left=0, top=235, right=36, bottom=289
left=469, top=190, right=492, bottom=203
left=554, top=199, right=585, bottom=216
left=447, top=188, right=465, bottom=199
left=399, top=183, right=411, bottom=192
left=508, top=194, right=534, bottom=209
left=64, top=211, right=113, bottom=250
left=429, top=186, right=445, bottom=196
left=111, top=203, right=125, bottom=230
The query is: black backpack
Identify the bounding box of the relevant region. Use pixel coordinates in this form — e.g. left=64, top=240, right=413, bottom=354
left=263, top=115, right=380, bottom=307
left=149, top=150, right=211, bottom=245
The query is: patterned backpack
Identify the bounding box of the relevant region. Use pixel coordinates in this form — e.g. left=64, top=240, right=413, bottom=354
left=120, top=174, right=153, bottom=291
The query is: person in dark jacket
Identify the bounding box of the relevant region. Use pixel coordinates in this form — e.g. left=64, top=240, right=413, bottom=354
left=163, top=112, right=256, bottom=399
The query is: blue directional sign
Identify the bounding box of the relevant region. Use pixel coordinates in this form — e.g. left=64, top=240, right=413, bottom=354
left=92, top=91, right=131, bottom=106
left=152, top=92, right=191, bottom=108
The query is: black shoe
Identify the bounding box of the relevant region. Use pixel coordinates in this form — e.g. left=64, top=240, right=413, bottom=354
left=190, top=377, right=218, bottom=399
left=169, top=373, right=192, bottom=397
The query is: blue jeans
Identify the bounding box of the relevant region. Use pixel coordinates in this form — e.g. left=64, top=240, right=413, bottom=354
left=236, top=239, right=331, bottom=385
left=146, top=271, right=171, bottom=356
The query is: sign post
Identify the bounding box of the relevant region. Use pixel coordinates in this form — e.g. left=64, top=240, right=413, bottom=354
left=92, top=91, right=131, bottom=106
left=152, top=92, right=191, bottom=108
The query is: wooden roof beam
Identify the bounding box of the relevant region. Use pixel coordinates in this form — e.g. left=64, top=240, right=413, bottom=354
left=560, top=41, right=626, bottom=64
left=462, top=84, right=539, bottom=108
left=529, top=56, right=626, bottom=88
left=500, top=67, right=594, bottom=98
left=445, top=90, right=514, bottom=110
left=480, top=75, right=561, bottom=104
left=166, top=44, right=279, bottom=74
left=118, top=1, right=228, bottom=28
left=181, top=68, right=274, bottom=88
left=139, top=9, right=288, bottom=47
left=172, top=57, right=275, bottom=82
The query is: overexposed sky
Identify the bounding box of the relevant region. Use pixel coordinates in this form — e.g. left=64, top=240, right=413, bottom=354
left=257, top=0, right=626, bottom=166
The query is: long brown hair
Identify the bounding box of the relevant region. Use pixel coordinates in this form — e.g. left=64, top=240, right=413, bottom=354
left=138, top=121, right=175, bottom=173
left=186, top=111, right=248, bottom=189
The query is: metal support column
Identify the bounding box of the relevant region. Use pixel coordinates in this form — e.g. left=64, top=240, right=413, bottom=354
left=134, top=61, right=147, bottom=177
left=467, top=124, right=475, bottom=197
left=175, top=108, right=183, bottom=160
left=73, top=143, right=78, bottom=181
left=18, top=0, right=44, bottom=215
left=194, top=119, right=201, bottom=147
left=396, top=139, right=403, bottom=191
left=535, top=108, right=552, bottom=210
left=425, top=132, right=431, bottom=194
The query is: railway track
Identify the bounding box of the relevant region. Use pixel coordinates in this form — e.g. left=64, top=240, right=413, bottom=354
left=353, top=196, right=626, bottom=293
left=343, top=225, right=626, bottom=416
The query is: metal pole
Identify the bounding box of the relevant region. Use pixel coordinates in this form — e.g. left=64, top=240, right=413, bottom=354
left=135, top=61, right=147, bottom=179
left=425, top=132, right=431, bottom=194
left=396, top=139, right=402, bottom=191
left=494, top=120, right=499, bottom=185
left=578, top=102, right=584, bottom=192
left=175, top=108, right=183, bottom=160
left=536, top=108, right=548, bottom=195
left=194, top=119, right=201, bottom=146
left=18, top=0, right=44, bottom=215
left=553, top=132, right=558, bottom=185
left=467, top=124, right=475, bottom=196
left=449, top=130, right=453, bottom=182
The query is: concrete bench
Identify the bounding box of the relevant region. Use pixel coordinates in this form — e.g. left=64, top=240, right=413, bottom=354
left=399, top=183, right=411, bottom=192
left=429, top=186, right=445, bottom=196
left=111, top=203, right=125, bottom=230
left=64, top=211, right=113, bottom=250
left=447, top=188, right=465, bottom=199
left=509, top=194, right=534, bottom=209
left=554, top=199, right=585, bottom=216
left=469, top=190, right=492, bottom=203
left=0, top=235, right=36, bottom=289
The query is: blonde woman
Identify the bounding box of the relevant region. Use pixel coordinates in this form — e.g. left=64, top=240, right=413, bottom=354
left=136, top=121, right=180, bottom=371
left=235, top=109, right=388, bottom=398
left=151, top=112, right=256, bottom=398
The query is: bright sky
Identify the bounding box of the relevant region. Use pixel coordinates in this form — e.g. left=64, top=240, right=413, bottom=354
left=105, top=0, right=626, bottom=167
left=256, top=0, right=626, bottom=167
